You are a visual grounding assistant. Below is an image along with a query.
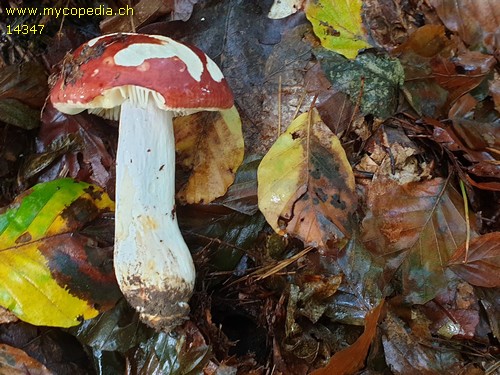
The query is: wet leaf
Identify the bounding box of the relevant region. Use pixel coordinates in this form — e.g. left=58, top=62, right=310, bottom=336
left=395, top=25, right=495, bottom=117
left=258, top=109, right=356, bottom=251
left=476, top=287, right=500, bottom=339
left=305, top=0, right=371, bottom=59
left=381, top=312, right=462, bottom=374
left=129, top=322, right=211, bottom=375
left=0, top=98, right=41, bottom=130
left=362, top=177, right=475, bottom=304
left=0, top=178, right=119, bottom=327
left=311, top=300, right=384, bottom=375
left=0, top=62, right=47, bottom=107
left=315, top=50, right=404, bottom=119
left=490, top=78, right=500, bottom=111
left=286, top=275, right=343, bottom=331
left=421, top=281, right=480, bottom=339
left=323, top=237, right=384, bottom=325
left=180, top=205, right=266, bottom=271
left=175, top=106, right=244, bottom=204
left=448, top=232, right=500, bottom=288
left=70, top=299, right=152, bottom=352
left=430, top=0, right=500, bottom=53
left=39, top=103, right=116, bottom=192
left=0, top=62, right=48, bottom=129
left=216, top=155, right=260, bottom=216
left=0, top=343, right=52, bottom=375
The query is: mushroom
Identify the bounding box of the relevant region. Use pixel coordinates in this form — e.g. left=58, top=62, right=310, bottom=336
left=49, top=33, right=233, bottom=330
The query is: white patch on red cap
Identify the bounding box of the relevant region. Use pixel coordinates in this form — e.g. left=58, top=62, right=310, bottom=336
left=113, top=40, right=204, bottom=82
left=87, top=34, right=111, bottom=47
left=205, top=55, right=224, bottom=82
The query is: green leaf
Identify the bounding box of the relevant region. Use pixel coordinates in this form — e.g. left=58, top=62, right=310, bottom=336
left=305, top=0, right=371, bottom=59
left=0, top=178, right=119, bottom=327
left=315, top=50, right=405, bottom=119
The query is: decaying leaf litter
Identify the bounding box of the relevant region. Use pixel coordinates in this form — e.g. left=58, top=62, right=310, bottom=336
left=0, top=0, right=499, bottom=374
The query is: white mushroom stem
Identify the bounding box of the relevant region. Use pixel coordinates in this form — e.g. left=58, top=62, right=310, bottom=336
left=113, top=99, right=195, bottom=330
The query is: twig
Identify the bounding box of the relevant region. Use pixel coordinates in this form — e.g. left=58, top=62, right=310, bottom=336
left=459, top=179, right=470, bottom=263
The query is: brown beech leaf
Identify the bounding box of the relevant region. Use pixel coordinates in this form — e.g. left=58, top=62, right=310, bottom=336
left=174, top=106, right=244, bottom=204
left=0, top=62, right=48, bottom=129
left=0, top=344, right=52, bottom=375
left=448, top=232, right=500, bottom=288
left=490, top=77, right=500, bottom=112
left=395, top=25, right=495, bottom=117
left=38, top=103, right=116, bottom=192
left=430, top=0, right=500, bottom=53
left=381, top=312, right=462, bottom=374
left=421, top=281, right=480, bottom=339
left=258, top=109, right=357, bottom=251
left=0, top=62, right=47, bottom=108
left=100, top=0, right=174, bottom=33
left=310, top=300, right=384, bottom=375
left=362, top=177, right=475, bottom=304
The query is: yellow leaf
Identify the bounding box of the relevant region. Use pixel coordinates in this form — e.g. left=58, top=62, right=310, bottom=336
left=305, top=0, right=371, bottom=59
left=258, top=109, right=356, bottom=251
left=0, top=179, right=117, bottom=327
left=174, top=106, right=244, bottom=204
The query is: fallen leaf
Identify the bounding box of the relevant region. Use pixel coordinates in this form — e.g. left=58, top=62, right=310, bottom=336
left=310, top=299, right=384, bottom=375
left=448, top=232, right=500, bottom=288
left=215, top=155, right=261, bottom=215
left=0, top=62, right=48, bottom=129
left=100, top=0, right=174, bottom=33
left=305, top=0, right=371, bottom=59
left=395, top=25, right=495, bottom=117
left=429, top=0, right=500, bottom=53
left=39, top=103, right=116, bottom=192
left=70, top=299, right=152, bottom=352
left=0, top=344, right=52, bottom=375
left=175, top=106, right=244, bottom=204
left=323, top=237, right=384, bottom=325
left=381, top=311, right=462, bottom=375
left=421, top=281, right=480, bottom=339
left=0, top=99, right=41, bottom=130
left=0, top=178, right=119, bottom=327
left=258, top=109, right=357, bottom=251
left=286, top=275, right=343, bottom=330
left=362, top=177, right=476, bottom=304
left=490, top=77, right=500, bottom=111
left=179, top=204, right=266, bottom=271
left=0, top=62, right=47, bottom=108
left=129, top=322, right=211, bottom=374
left=268, top=0, right=303, bottom=19
left=315, top=50, right=404, bottom=119
left=362, top=0, right=409, bottom=50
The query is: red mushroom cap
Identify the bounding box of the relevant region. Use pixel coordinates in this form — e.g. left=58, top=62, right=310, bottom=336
left=50, top=33, right=233, bottom=118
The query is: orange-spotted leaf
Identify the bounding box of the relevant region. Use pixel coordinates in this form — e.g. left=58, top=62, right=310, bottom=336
left=311, top=300, right=384, bottom=375
left=174, top=106, right=244, bottom=204
left=448, top=232, right=500, bottom=288
left=305, top=0, right=371, bottom=59
left=0, top=178, right=119, bottom=327
left=258, top=109, right=356, bottom=251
